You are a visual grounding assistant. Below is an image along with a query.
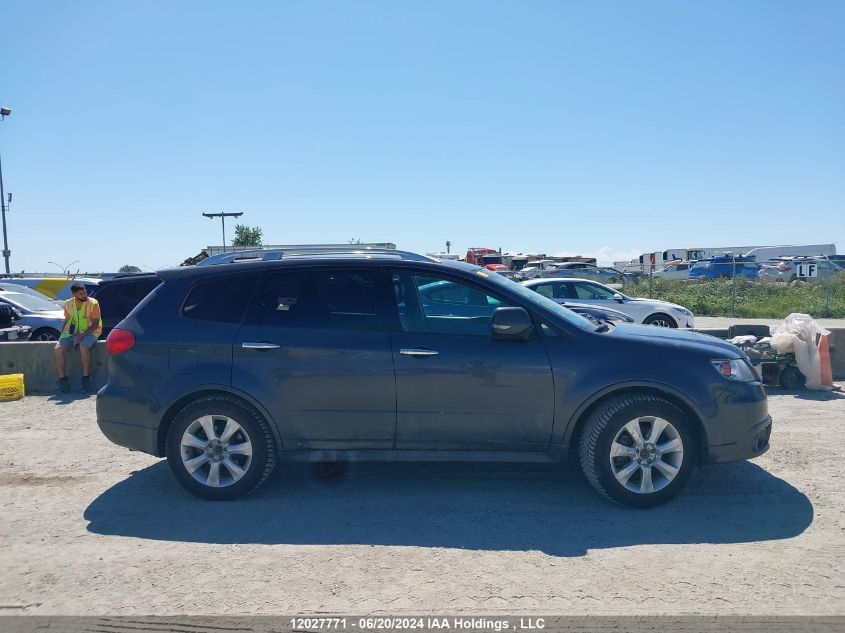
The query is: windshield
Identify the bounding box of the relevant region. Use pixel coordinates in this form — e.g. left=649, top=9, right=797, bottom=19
left=0, top=292, right=61, bottom=312
left=478, top=270, right=596, bottom=331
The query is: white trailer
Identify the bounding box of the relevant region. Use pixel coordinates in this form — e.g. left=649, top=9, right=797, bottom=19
left=742, top=244, right=836, bottom=262
left=627, top=243, right=837, bottom=272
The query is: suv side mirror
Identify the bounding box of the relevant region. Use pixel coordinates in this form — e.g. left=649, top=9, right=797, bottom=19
left=613, top=293, right=624, bottom=303
left=491, top=307, right=532, bottom=339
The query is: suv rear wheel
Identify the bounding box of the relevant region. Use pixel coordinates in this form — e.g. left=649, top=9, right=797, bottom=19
left=165, top=395, right=276, bottom=500
left=578, top=393, right=696, bottom=508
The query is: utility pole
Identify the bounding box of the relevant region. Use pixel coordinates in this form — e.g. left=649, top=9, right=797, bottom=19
left=202, top=212, right=243, bottom=254
left=0, top=106, right=12, bottom=275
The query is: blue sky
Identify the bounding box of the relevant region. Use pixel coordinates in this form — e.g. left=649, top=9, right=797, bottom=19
left=2, top=1, right=843, bottom=272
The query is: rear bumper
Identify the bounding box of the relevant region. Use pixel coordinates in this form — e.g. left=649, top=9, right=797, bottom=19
left=97, top=418, right=159, bottom=455
left=707, top=415, right=772, bottom=464
left=96, top=385, right=162, bottom=456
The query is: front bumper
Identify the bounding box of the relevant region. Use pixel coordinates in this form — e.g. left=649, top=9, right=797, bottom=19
left=707, top=415, right=772, bottom=463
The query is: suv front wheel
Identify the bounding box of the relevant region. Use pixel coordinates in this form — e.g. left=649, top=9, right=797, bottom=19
left=166, top=395, right=277, bottom=500
left=578, top=393, right=696, bottom=508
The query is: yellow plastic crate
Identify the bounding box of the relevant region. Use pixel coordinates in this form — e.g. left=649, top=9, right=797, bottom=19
left=0, top=373, right=25, bottom=401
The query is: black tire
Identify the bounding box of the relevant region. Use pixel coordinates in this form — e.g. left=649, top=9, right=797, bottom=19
left=165, top=395, right=277, bottom=500
left=578, top=393, right=697, bottom=508
left=643, top=313, right=677, bottom=328
left=779, top=365, right=806, bottom=390
left=32, top=328, right=60, bottom=341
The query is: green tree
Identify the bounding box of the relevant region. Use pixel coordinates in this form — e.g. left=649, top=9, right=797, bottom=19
left=233, top=224, right=263, bottom=247
left=118, top=265, right=142, bottom=274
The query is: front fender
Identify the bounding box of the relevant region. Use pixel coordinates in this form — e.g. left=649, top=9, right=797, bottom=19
left=558, top=380, right=709, bottom=450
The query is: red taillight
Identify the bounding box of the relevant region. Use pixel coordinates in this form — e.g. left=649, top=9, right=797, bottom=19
left=106, top=328, right=136, bottom=355
left=716, top=361, right=733, bottom=377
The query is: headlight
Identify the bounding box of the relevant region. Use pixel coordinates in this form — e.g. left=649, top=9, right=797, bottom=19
left=711, top=359, right=757, bottom=382
left=673, top=306, right=692, bottom=316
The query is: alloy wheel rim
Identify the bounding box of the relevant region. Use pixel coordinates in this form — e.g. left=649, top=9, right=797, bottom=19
left=650, top=318, right=673, bottom=327
left=609, top=416, right=683, bottom=494
left=180, top=415, right=253, bottom=488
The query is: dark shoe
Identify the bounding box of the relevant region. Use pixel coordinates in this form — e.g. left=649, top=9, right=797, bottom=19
left=58, top=377, right=70, bottom=394
left=81, top=376, right=92, bottom=393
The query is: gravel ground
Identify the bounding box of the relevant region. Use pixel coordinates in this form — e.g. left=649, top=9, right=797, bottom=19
left=0, top=391, right=843, bottom=616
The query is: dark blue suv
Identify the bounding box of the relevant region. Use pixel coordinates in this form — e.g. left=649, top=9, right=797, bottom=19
left=96, top=248, right=771, bottom=507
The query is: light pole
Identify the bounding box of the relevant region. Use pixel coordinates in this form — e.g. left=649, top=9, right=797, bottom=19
left=48, top=260, right=79, bottom=276
left=202, top=212, right=243, bottom=254
left=0, top=106, right=12, bottom=275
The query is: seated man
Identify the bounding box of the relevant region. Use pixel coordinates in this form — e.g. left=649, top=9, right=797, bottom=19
left=54, top=283, right=102, bottom=393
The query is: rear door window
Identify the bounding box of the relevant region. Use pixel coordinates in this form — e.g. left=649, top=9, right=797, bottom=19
left=249, top=269, right=381, bottom=331
left=571, top=282, right=616, bottom=300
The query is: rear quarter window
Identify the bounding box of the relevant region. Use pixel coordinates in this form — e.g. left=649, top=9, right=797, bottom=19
left=182, top=274, right=259, bottom=323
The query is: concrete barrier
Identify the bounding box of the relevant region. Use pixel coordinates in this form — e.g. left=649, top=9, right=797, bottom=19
left=1, top=328, right=843, bottom=396
left=0, top=341, right=108, bottom=394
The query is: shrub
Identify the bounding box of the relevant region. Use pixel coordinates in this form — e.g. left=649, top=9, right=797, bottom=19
left=621, top=274, right=845, bottom=318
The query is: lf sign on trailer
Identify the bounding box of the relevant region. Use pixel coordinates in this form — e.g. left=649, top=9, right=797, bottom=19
left=797, top=263, right=818, bottom=278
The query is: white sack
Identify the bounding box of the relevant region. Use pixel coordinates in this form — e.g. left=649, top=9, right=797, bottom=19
left=771, top=313, right=831, bottom=390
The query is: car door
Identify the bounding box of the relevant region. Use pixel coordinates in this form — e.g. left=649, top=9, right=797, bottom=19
left=232, top=267, right=396, bottom=450
left=389, top=269, right=555, bottom=451
left=565, top=280, right=639, bottom=318
left=529, top=281, right=568, bottom=306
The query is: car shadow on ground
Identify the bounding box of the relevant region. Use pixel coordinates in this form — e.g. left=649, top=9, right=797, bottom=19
left=84, top=459, right=813, bottom=557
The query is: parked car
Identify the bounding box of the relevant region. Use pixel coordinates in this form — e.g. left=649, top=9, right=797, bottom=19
left=96, top=249, right=770, bottom=508
left=522, top=278, right=694, bottom=328
left=0, top=282, right=63, bottom=307
left=652, top=262, right=693, bottom=281
left=689, top=257, right=760, bottom=280
left=90, top=273, right=161, bottom=336
left=0, top=303, right=32, bottom=341
left=757, top=256, right=842, bottom=282
left=414, top=277, right=632, bottom=325
left=0, top=276, right=102, bottom=300
left=495, top=270, right=527, bottom=282
left=563, top=302, right=634, bottom=325
left=828, top=255, right=845, bottom=270
left=0, top=291, right=65, bottom=341
left=540, top=263, right=631, bottom=284
left=518, top=260, right=559, bottom=279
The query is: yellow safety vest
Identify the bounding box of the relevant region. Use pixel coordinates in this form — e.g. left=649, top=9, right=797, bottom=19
left=61, top=297, right=103, bottom=339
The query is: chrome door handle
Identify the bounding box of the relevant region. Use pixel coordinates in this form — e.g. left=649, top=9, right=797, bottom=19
left=400, top=348, right=439, bottom=357
left=242, top=342, right=280, bottom=350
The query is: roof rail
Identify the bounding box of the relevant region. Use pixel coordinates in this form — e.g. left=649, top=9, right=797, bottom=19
left=196, top=247, right=436, bottom=266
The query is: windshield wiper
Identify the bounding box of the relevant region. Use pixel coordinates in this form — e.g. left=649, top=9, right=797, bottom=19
left=595, top=323, right=610, bottom=333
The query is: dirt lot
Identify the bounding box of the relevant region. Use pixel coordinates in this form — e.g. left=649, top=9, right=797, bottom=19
left=0, top=390, right=843, bottom=616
